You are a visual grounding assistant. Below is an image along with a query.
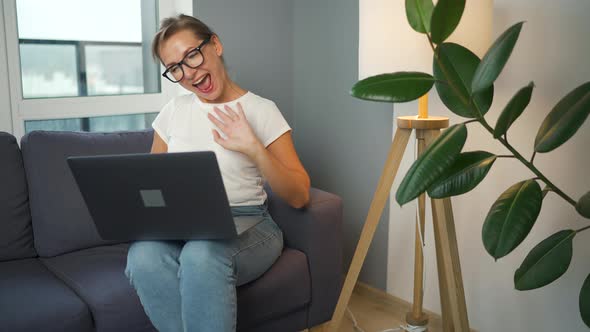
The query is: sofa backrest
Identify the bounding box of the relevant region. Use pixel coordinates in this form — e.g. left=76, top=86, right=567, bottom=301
left=20, top=130, right=153, bottom=257
left=0, top=132, right=37, bottom=261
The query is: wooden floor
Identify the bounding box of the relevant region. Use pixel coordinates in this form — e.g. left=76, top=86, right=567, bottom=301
left=321, top=282, right=444, bottom=332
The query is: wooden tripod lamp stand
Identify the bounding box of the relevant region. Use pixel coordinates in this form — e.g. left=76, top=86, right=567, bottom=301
left=308, top=2, right=494, bottom=331
left=314, top=95, right=471, bottom=332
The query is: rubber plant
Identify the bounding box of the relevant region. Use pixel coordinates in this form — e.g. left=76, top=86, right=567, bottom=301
left=350, top=0, right=590, bottom=327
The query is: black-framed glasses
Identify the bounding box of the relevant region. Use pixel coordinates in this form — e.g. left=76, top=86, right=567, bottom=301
left=162, top=36, right=211, bottom=83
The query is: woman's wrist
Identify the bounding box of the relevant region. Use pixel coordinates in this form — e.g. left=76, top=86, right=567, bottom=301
left=247, top=141, right=266, bottom=162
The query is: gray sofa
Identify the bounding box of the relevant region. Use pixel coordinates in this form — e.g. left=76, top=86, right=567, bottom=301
left=0, top=130, right=343, bottom=332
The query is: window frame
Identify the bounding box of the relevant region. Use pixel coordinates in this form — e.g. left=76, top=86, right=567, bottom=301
left=2, top=0, right=187, bottom=140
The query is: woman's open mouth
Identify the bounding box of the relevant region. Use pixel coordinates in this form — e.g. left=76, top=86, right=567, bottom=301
left=193, top=74, right=213, bottom=94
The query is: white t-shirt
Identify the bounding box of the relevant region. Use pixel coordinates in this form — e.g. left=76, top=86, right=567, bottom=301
left=152, top=91, right=291, bottom=206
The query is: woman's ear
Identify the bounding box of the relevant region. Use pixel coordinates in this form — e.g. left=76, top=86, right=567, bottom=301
left=212, top=35, right=223, bottom=57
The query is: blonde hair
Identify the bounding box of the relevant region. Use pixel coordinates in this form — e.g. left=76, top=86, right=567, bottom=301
left=152, top=14, right=216, bottom=63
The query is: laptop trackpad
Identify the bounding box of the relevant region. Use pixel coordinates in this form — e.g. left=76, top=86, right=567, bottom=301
left=234, top=215, right=264, bottom=235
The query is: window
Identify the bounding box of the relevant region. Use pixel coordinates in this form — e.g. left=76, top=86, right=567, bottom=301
left=19, top=43, right=79, bottom=98
left=85, top=44, right=149, bottom=96
left=19, top=41, right=155, bottom=99
left=2, top=0, right=184, bottom=138
left=16, top=0, right=160, bottom=99
left=24, top=113, right=158, bottom=134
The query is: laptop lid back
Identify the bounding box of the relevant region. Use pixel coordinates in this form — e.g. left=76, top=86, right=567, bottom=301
left=67, top=151, right=237, bottom=241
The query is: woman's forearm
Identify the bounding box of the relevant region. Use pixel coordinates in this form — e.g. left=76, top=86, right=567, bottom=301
left=251, top=143, right=310, bottom=208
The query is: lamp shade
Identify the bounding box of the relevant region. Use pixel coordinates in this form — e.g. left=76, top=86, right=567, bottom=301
left=359, top=0, right=494, bottom=79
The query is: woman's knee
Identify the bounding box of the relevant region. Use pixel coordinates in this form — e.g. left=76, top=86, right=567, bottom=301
left=179, top=240, right=234, bottom=273
left=126, top=241, right=181, bottom=277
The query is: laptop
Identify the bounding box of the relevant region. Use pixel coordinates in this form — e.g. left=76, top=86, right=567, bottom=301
left=67, top=151, right=262, bottom=241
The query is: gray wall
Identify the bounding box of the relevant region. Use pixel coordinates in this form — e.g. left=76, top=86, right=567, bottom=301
left=194, top=0, right=392, bottom=290
left=292, top=0, right=392, bottom=289
left=192, top=0, right=294, bottom=125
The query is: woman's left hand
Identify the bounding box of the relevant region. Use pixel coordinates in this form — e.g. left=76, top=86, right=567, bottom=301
left=207, top=102, right=264, bottom=159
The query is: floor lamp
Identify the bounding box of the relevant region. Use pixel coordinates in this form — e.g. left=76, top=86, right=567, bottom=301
left=312, top=2, right=494, bottom=331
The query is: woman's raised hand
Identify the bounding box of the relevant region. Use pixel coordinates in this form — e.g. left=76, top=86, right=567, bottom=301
left=207, top=102, right=264, bottom=159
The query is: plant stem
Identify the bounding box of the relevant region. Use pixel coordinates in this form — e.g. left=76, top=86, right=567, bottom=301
left=475, top=108, right=577, bottom=206
left=576, top=225, right=590, bottom=233
left=530, top=151, right=537, bottom=164
left=425, top=35, right=578, bottom=208
left=464, top=119, right=479, bottom=125
left=541, top=184, right=553, bottom=195
left=426, top=33, right=436, bottom=53
left=497, top=155, right=516, bottom=158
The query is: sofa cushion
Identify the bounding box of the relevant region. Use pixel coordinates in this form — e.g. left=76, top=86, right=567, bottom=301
left=20, top=130, right=153, bottom=257
left=0, top=132, right=36, bottom=261
left=237, top=248, right=311, bottom=330
left=40, top=244, right=155, bottom=332
left=0, top=258, right=93, bottom=332
left=42, top=242, right=310, bottom=332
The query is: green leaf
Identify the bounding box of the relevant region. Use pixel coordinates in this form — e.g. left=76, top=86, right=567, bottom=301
left=514, top=230, right=575, bottom=291
left=396, top=124, right=467, bottom=206
left=430, top=0, right=465, bottom=44
left=576, top=191, right=590, bottom=219
left=433, top=43, right=494, bottom=118
left=534, top=81, right=590, bottom=153
left=472, top=22, right=525, bottom=94
left=428, top=151, right=497, bottom=198
left=406, top=0, right=434, bottom=33
left=351, top=72, right=435, bottom=103
left=482, top=179, right=543, bottom=260
left=581, top=273, right=590, bottom=328
left=494, top=82, right=535, bottom=138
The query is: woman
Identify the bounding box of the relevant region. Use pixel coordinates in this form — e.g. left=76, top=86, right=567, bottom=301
left=125, top=14, right=310, bottom=332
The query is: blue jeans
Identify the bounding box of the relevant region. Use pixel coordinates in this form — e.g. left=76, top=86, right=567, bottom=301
left=125, top=204, right=283, bottom=332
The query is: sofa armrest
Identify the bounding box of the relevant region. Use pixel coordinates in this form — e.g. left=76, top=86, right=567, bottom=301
left=266, top=186, right=343, bottom=326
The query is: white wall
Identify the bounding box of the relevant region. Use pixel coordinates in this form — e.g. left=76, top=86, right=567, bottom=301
left=380, top=1, right=590, bottom=331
